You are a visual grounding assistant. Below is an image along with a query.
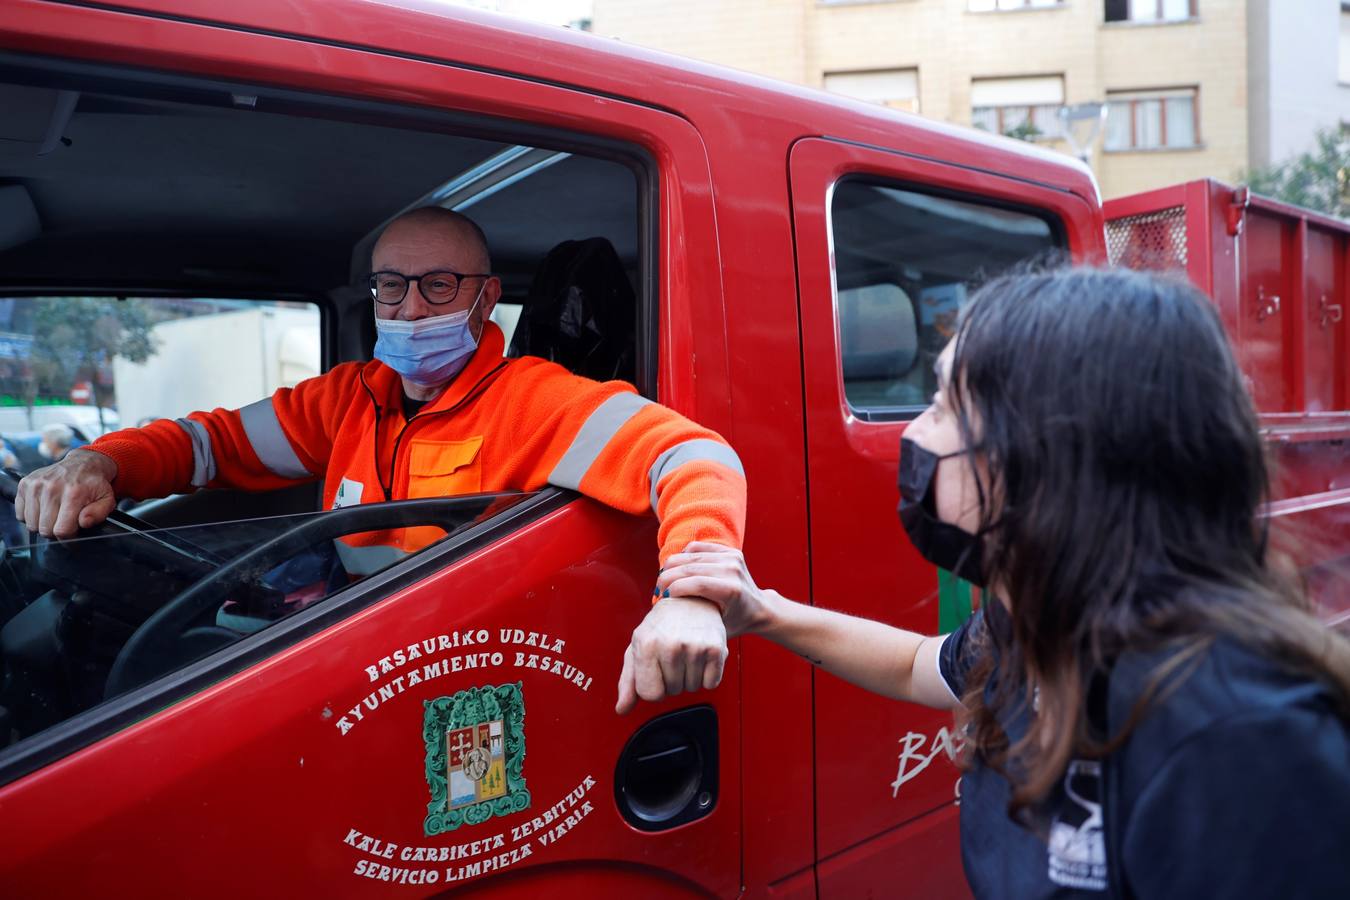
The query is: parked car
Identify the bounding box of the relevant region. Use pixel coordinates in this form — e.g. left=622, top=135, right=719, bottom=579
left=0, top=3, right=1344, bottom=898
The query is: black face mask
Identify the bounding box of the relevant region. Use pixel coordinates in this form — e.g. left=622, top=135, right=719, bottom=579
left=897, top=436, right=986, bottom=588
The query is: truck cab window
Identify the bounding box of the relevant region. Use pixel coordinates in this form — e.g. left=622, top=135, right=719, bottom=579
left=830, top=180, right=1059, bottom=419
left=0, top=67, right=647, bottom=768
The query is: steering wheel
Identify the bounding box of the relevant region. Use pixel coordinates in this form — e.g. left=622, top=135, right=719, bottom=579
left=105, top=493, right=526, bottom=698
left=0, top=468, right=237, bottom=731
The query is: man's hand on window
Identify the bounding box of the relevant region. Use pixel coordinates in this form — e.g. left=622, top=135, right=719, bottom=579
left=14, top=449, right=119, bottom=540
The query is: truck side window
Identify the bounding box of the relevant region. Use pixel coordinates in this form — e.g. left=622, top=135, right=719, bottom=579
left=830, top=180, right=1058, bottom=419
left=0, top=66, right=649, bottom=773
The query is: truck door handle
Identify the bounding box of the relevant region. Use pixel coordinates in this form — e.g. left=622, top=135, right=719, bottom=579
left=614, top=705, right=718, bottom=831
left=1255, top=286, right=1280, bottom=322
left=1320, top=294, right=1343, bottom=328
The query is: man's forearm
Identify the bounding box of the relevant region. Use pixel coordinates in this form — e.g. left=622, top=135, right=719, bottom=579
left=652, top=460, right=746, bottom=564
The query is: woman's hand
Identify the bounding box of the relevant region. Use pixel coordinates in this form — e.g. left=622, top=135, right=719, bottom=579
left=655, top=541, right=777, bottom=638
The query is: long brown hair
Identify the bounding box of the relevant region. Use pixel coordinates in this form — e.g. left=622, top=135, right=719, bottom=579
left=947, top=268, right=1350, bottom=816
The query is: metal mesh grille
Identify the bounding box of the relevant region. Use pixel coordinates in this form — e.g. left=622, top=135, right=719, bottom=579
left=1105, top=206, right=1188, bottom=271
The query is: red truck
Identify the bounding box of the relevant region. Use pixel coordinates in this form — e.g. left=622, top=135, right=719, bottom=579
left=0, top=2, right=1343, bottom=897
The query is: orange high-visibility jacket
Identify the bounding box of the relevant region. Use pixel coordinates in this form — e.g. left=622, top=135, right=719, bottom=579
left=91, top=323, right=746, bottom=574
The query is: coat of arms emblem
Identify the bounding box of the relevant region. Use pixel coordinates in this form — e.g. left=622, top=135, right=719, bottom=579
left=422, top=682, right=530, bottom=836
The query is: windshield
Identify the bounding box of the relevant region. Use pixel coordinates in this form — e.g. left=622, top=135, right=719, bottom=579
left=0, top=490, right=535, bottom=753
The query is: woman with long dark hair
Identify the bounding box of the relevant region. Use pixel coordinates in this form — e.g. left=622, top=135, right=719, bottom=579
left=659, top=268, right=1350, bottom=897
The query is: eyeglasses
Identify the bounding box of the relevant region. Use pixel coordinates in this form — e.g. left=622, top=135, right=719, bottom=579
left=369, top=269, right=492, bottom=306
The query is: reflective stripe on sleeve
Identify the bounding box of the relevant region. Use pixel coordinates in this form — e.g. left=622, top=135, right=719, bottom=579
left=647, top=438, right=745, bottom=511
left=547, top=391, right=653, bottom=491
left=239, top=398, right=312, bottom=480
left=174, top=417, right=216, bottom=488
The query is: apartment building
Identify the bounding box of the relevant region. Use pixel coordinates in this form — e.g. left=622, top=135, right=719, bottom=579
left=1250, top=1, right=1350, bottom=169
left=591, top=0, right=1349, bottom=200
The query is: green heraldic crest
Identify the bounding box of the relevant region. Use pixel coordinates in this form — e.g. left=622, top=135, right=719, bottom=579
left=423, top=682, right=530, bottom=836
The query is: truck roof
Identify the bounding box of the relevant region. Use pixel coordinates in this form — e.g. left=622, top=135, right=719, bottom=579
left=93, top=0, right=1101, bottom=204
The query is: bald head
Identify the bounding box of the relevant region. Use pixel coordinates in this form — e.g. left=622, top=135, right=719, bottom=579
left=369, top=205, right=502, bottom=352
left=372, top=207, right=491, bottom=274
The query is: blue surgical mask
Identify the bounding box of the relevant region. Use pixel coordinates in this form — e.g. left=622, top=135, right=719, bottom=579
left=373, top=286, right=484, bottom=387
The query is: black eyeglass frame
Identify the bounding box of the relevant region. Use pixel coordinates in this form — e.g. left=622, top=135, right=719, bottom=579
left=368, top=269, right=494, bottom=306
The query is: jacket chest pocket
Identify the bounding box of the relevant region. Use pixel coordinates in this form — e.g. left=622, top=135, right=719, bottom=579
left=406, top=436, right=484, bottom=498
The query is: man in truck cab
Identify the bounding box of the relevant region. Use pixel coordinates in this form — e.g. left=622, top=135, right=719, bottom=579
left=14, top=207, right=745, bottom=709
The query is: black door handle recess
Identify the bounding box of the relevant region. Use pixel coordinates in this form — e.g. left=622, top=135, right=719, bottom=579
left=614, top=705, right=718, bottom=831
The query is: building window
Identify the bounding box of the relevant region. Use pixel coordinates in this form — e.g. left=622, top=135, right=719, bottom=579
left=1104, top=88, right=1199, bottom=150
left=970, top=75, right=1065, bottom=140
left=1104, top=0, right=1196, bottom=23
left=823, top=69, right=920, bottom=113
left=969, top=0, right=1064, bottom=11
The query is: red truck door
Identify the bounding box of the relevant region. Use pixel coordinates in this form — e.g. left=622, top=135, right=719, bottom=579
left=787, top=137, right=1098, bottom=897
left=0, top=4, right=741, bottom=897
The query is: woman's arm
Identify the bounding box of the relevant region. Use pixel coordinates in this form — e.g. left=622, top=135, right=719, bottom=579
left=657, top=542, right=961, bottom=710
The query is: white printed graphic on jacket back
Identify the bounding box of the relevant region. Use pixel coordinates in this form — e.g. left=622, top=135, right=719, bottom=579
left=1047, top=759, right=1108, bottom=891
